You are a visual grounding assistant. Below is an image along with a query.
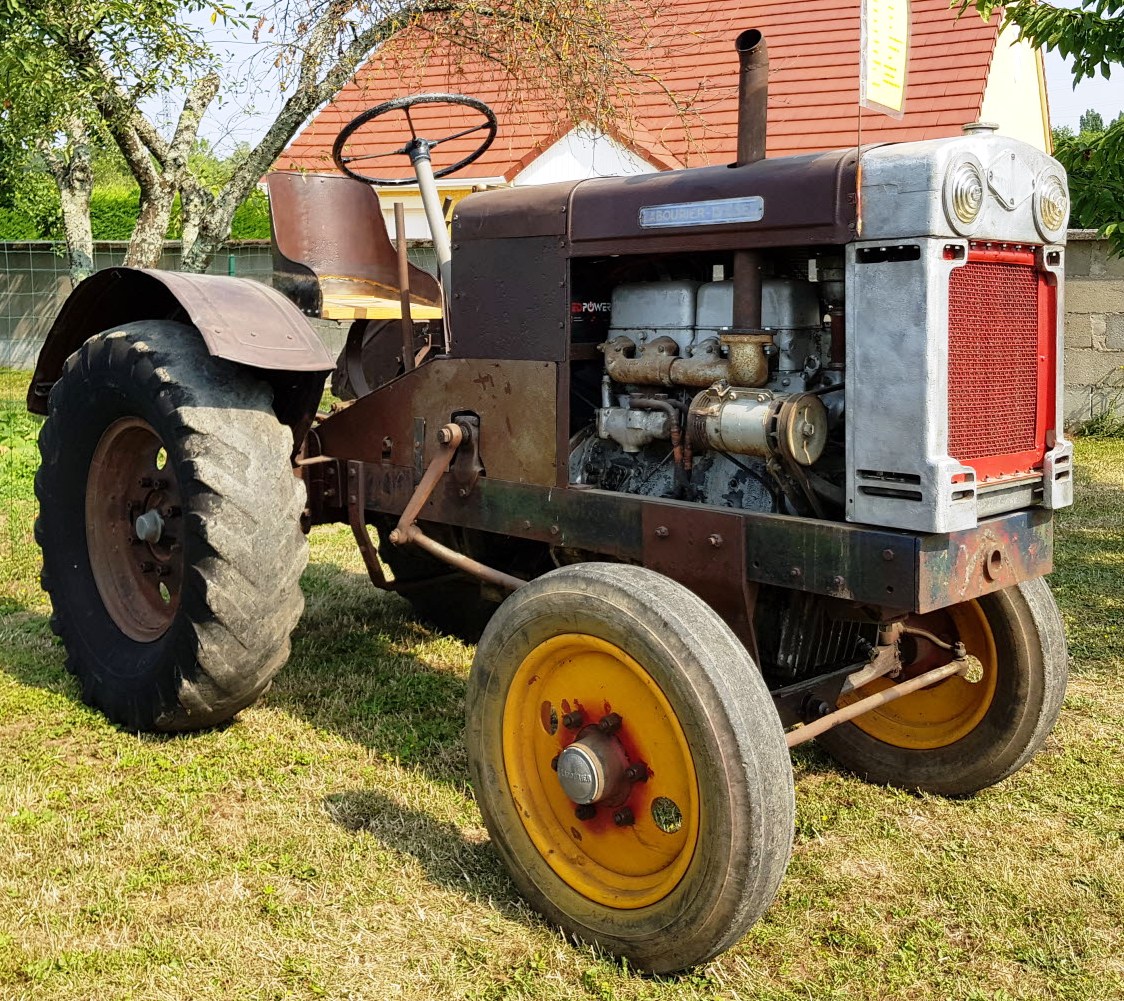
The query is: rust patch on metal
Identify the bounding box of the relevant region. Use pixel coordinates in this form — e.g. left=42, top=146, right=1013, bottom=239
left=918, top=509, right=1052, bottom=613
left=314, top=358, right=558, bottom=485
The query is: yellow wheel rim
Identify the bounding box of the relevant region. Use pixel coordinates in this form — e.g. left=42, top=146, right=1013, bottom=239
left=839, top=602, right=998, bottom=749
left=502, top=634, right=699, bottom=909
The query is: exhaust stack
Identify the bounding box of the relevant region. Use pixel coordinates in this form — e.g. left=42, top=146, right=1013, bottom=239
left=731, top=29, right=771, bottom=386
left=735, top=29, right=768, bottom=168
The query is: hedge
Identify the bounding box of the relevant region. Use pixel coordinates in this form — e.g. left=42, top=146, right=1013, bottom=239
left=0, top=206, right=40, bottom=241
left=0, top=185, right=271, bottom=241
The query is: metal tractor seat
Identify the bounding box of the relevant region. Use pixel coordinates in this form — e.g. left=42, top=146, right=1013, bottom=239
left=266, top=171, right=443, bottom=321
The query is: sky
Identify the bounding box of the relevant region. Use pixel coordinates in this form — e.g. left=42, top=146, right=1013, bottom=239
left=1044, top=49, right=1123, bottom=130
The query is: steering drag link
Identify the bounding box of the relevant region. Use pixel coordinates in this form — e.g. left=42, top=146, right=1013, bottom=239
left=785, top=651, right=985, bottom=748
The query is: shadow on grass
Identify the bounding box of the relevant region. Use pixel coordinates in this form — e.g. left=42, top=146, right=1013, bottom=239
left=0, top=600, right=77, bottom=696
left=267, top=561, right=476, bottom=791
left=1, top=556, right=473, bottom=786
left=321, top=787, right=521, bottom=908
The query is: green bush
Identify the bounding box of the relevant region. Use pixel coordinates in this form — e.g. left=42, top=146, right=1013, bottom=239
left=89, top=185, right=143, bottom=240
left=2, top=183, right=271, bottom=242
left=0, top=206, right=40, bottom=240
left=0, top=170, right=61, bottom=239
left=230, top=189, right=271, bottom=240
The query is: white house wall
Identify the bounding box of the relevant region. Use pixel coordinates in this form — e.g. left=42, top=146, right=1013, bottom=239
left=512, top=128, right=657, bottom=186
left=979, top=23, right=1051, bottom=152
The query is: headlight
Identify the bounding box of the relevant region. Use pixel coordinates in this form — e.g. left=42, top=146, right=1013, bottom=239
left=943, top=156, right=985, bottom=235
left=1034, top=170, right=1069, bottom=241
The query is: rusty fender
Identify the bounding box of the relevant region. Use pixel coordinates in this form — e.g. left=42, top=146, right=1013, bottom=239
left=27, top=267, right=334, bottom=415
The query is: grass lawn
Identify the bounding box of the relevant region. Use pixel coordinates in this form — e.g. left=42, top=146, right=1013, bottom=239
left=1, top=365, right=1122, bottom=1000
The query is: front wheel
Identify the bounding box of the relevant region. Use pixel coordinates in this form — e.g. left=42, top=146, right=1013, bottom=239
left=816, top=578, right=1068, bottom=795
left=35, top=321, right=309, bottom=731
left=466, top=563, right=794, bottom=973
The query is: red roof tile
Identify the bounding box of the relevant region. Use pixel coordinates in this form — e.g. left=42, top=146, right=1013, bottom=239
left=277, top=0, right=1002, bottom=179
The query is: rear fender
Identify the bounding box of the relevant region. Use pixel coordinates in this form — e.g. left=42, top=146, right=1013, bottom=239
left=26, top=268, right=334, bottom=424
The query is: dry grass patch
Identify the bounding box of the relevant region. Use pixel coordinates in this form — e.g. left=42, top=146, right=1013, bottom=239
left=1, top=370, right=1122, bottom=999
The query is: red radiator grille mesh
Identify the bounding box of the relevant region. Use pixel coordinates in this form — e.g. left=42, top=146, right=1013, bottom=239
left=947, top=259, right=1041, bottom=467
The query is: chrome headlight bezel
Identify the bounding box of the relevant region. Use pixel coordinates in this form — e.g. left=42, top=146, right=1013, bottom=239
left=1033, top=169, right=1070, bottom=242
left=943, top=155, right=986, bottom=236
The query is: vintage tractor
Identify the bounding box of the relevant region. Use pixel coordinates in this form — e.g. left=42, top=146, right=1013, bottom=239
left=27, top=31, right=1071, bottom=971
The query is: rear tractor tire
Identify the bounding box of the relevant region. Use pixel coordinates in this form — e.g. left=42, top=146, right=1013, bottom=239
left=35, top=321, right=309, bottom=732
left=466, top=563, right=794, bottom=973
left=816, top=578, right=1067, bottom=795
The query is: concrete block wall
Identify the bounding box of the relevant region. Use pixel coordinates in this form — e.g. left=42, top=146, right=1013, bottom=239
left=1063, top=231, right=1124, bottom=427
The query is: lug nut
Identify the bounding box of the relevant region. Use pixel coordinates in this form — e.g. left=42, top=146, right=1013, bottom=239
left=575, top=804, right=596, bottom=821
left=562, top=709, right=585, bottom=730
left=598, top=712, right=622, bottom=735
left=625, top=762, right=649, bottom=783
left=612, top=807, right=635, bottom=827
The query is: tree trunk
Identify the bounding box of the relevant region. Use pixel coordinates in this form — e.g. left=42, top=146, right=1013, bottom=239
left=41, top=118, right=95, bottom=285
left=179, top=202, right=237, bottom=274
left=125, top=180, right=176, bottom=269
left=178, top=184, right=220, bottom=273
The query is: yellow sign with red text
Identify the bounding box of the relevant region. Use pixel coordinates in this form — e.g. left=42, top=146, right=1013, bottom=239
left=861, top=0, right=911, bottom=118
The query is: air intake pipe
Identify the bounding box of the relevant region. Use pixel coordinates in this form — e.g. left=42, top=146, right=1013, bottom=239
left=732, top=29, right=771, bottom=386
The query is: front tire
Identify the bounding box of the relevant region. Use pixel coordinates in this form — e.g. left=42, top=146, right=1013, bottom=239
left=466, top=563, right=794, bottom=973
left=35, top=321, right=309, bottom=731
left=816, top=578, right=1067, bottom=795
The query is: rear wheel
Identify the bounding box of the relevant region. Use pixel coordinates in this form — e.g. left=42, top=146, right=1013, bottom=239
left=816, top=578, right=1067, bottom=795
left=466, top=563, right=794, bottom=972
left=36, top=321, right=308, bottom=731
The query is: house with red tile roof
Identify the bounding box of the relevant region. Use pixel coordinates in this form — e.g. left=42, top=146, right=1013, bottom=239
left=277, top=0, right=1051, bottom=240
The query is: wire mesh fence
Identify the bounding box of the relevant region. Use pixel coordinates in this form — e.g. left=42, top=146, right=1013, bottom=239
left=0, top=239, right=440, bottom=590
left=0, top=241, right=274, bottom=370
left=0, top=241, right=269, bottom=593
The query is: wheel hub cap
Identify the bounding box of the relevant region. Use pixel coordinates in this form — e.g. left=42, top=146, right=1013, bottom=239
left=134, top=509, right=164, bottom=544
left=556, top=730, right=626, bottom=805
left=85, top=417, right=184, bottom=643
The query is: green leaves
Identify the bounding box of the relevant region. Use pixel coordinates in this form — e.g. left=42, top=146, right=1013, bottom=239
left=955, top=2, right=1124, bottom=255
left=1054, top=118, right=1124, bottom=254
left=955, top=2, right=1124, bottom=82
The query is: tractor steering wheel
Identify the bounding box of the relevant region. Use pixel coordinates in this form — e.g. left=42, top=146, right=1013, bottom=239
left=332, top=93, right=497, bottom=186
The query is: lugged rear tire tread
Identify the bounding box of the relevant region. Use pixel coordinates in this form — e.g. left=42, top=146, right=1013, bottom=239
left=35, top=321, right=308, bottom=731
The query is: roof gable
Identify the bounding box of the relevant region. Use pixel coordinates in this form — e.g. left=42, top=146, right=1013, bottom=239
left=278, top=0, right=1007, bottom=179
left=511, top=127, right=658, bottom=186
